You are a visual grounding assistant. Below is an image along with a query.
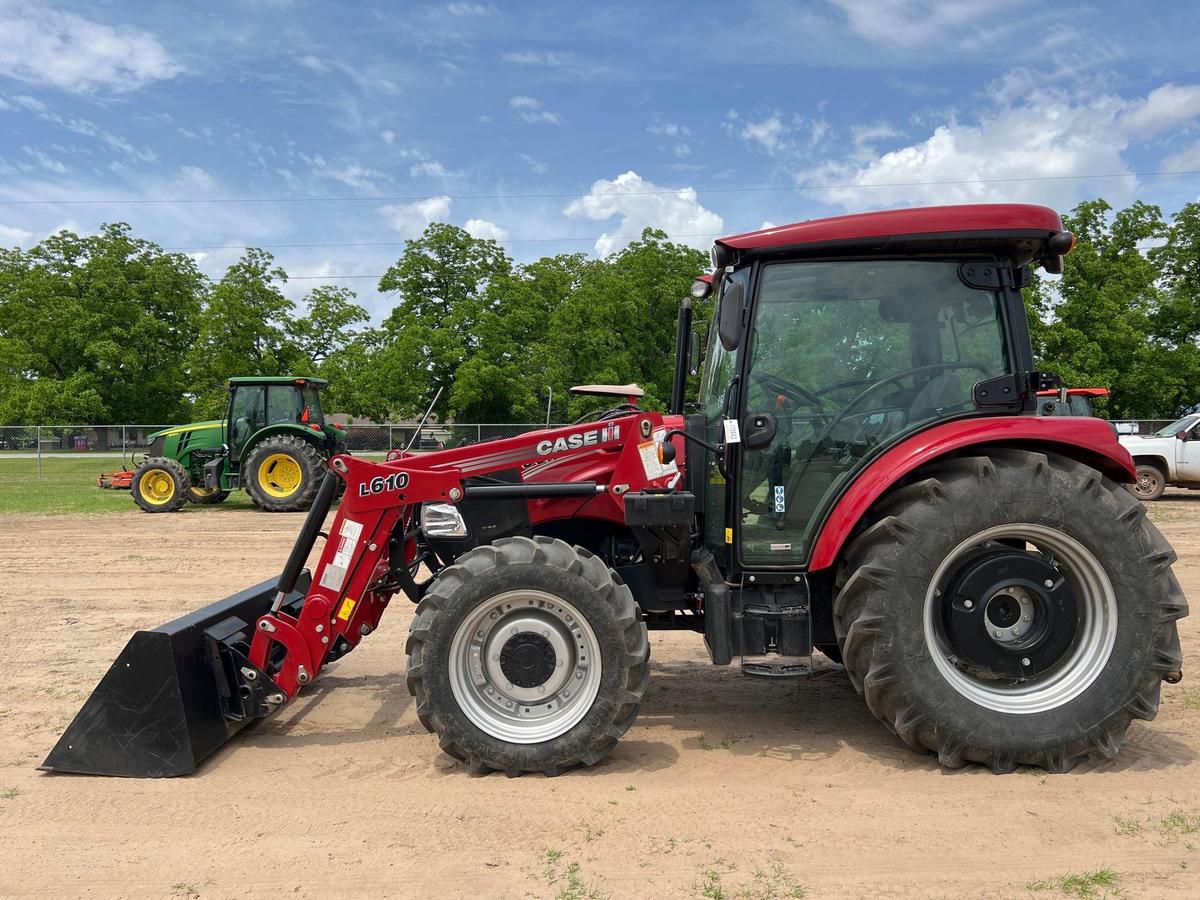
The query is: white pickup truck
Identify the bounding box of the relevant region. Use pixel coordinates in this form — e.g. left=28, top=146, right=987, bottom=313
left=1119, top=413, right=1200, bottom=500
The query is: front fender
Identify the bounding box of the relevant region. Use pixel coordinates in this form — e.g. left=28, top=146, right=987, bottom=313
left=807, top=416, right=1135, bottom=572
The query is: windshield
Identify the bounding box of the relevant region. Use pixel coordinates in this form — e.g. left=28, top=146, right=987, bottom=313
left=1153, top=416, right=1199, bottom=437
left=739, top=258, right=1011, bottom=564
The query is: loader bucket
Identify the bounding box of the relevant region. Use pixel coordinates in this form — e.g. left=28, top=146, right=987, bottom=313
left=41, top=572, right=311, bottom=777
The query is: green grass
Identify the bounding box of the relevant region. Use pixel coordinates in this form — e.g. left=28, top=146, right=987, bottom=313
left=1111, top=814, right=1143, bottom=836
left=1028, top=868, right=1121, bottom=898
left=0, top=453, right=389, bottom=516
left=1179, top=688, right=1200, bottom=710
left=1, top=787, right=19, bottom=800
left=542, top=850, right=607, bottom=900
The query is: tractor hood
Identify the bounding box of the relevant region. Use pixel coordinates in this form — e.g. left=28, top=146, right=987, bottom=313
left=148, top=420, right=225, bottom=440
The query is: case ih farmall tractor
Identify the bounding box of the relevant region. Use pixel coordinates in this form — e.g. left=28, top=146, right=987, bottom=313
left=46, top=204, right=1186, bottom=779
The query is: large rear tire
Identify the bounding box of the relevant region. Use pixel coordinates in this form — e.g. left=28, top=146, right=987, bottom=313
left=243, top=435, right=324, bottom=512
left=406, top=536, right=649, bottom=776
left=834, top=448, right=1187, bottom=773
left=131, top=457, right=190, bottom=513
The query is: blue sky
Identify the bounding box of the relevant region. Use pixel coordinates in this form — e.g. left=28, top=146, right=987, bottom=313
left=2, top=0, right=1200, bottom=318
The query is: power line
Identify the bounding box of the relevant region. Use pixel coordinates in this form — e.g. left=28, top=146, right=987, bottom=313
left=168, top=232, right=717, bottom=252
left=2, top=169, right=1198, bottom=207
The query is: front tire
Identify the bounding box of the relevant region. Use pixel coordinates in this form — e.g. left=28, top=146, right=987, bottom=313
left=834, top=449, right=1187, bottom=773
left=406, top=536, right=649, bottom=776
left=1130, top=463, right=1166, bottom=501
left=243, top=435, right=324, bottom=512
left=187, top=486, right=229, bottom=505
left=131, top=457, right=190, bottom=513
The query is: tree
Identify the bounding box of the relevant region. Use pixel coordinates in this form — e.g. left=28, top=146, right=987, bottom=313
left=375, top=223, right=513, bottom=419
left=1025, top=199, right=1200, bottom=419
left=188, top=248, right=307, bottom=416
left=0, top=223, right=205, bottom=424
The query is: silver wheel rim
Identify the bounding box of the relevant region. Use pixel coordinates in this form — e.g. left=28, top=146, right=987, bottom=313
left=448, top=589, right=602, bottom=743
left=1135, top=471, right=1160, bottom=497
left=923, top=523, right=1117, bottom=715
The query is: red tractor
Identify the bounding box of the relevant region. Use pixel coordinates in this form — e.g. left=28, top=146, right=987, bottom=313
left=46, top=204, right=1186, bottom=778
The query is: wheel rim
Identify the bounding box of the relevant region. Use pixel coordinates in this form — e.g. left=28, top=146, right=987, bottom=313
left=139, top=469, right=175, bottom=505
left=190, top=486, right=218, bottom=498
left=1135, top=470, right=1161, bottom=498
left=258, top=453, right=302, bottom=498
left=924, top=523, right=1117, bottom=715
left=448, top=589, right=603, bottom=743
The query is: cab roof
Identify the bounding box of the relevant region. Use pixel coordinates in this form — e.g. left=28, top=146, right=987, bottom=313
left=716, top=203, right=1065, bottom=259
left=227, top=376, right=327, bottom=387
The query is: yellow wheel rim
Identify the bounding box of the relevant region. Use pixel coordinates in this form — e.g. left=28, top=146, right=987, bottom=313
left=139, top=469, right=176, bottom=505
left=190, top=486, right=219, bottom=498
left=258, top=453, right=303, bottom=498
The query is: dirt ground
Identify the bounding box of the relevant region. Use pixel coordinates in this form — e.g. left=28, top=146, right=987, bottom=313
left=1, top=497, right=1198, bottom=900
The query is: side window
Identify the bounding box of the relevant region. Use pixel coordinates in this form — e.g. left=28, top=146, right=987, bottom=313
left=229, top=386, right=265, bottom=448
left=267, top=386, right=303, bottom=424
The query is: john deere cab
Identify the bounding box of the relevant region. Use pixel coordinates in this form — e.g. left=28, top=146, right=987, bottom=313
left=131, top=376, right=347, bottom=513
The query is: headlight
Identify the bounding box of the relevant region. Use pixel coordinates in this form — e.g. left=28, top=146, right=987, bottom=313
left=420, top=502, right=468, bottom=538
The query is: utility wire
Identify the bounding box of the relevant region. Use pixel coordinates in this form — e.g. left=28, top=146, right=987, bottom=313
left=2, top=169, right=1198, bottom=206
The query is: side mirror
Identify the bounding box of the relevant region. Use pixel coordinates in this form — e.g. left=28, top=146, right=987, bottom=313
left=688, top=327, right=704, bottom=376
left=742, top=412, right=777, bottom=450
left=717, top=278, right=745, bottom=351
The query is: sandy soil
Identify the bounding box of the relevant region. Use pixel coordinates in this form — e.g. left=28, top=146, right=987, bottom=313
left=0, top=497, right=1197, bottom=900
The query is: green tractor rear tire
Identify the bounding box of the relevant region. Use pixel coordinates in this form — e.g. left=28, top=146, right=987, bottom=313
left=131, top=457, right=191, bottom=513
left=188, top=486, right=229, bottom=505
left=243, top=435, right=325, bottom=512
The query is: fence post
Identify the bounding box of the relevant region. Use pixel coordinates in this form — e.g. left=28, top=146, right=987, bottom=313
left=388, top=424, right=393, bottom=452
left=477, top=424, right=482, bottom=444
left=36, top=425, right=42, bottom=480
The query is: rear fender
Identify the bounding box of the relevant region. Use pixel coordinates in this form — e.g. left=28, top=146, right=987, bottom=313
left=244, top=423, right=327, bottom=456
left=807, top=416, right=1135, bottom=572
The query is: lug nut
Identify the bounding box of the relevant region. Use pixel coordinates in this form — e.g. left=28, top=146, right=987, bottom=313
left=964, top=600, right=974, bottom=609
left=1044, top=579, right=1054, bottom=588
left=1021, top=657, right=1031, bottom=666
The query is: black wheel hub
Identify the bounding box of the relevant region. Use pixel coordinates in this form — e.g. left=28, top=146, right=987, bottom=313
left=941, top=548, right=1078, bottom=679
left=499, top=632, right=558, bottom=688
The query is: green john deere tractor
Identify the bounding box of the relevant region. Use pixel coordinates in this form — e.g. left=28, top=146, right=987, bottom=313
left=131, top=376, right=348, bottom=513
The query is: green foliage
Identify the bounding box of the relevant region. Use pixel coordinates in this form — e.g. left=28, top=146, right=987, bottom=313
left=0, top=224, right=205, bottom=424
left=1028, top=198, right=1200, bottom=418
left=7, top=202, right=1200, bottom=428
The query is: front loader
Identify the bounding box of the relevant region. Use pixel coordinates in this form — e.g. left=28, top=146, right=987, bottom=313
left=46, top=203, right=1187, bottom=778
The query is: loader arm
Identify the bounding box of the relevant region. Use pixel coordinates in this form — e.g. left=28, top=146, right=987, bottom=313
left=247, top=412, right=683, bottom=704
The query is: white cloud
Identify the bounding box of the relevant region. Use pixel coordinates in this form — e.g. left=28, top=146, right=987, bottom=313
left=464, top=218, right=508, bottom=241
left=519, top=152, right=548, bottom=175
left=501, top=50, right=608, bottom=79
left=798, top=83, right=1200, bottom=212
left=510, top=95, right=562, bottom=125
left=1119, top=84, right=1200, bottom=137
left=564, top=170, right=723, bottom=257
left=445, top=2, right=494, bottom=14
left=379, top=196, right=452, bottom=237
left=829, top=0, right=1025, bottom=56
left=0, top=5, right=179, bottom=92
left=648, top=120, right=694, bottom=159
left=9, top=94, right=156, bottom=161
left=0, top=223, right=34, bottom=247
left=381, top=129, right=396, bottom=144
left=410, top=160, right=451, bottom=178
left=304, top=154, right=386, bottom=192
left=1164, top=140, right=1200, bottom=174
left=298, top=55, right=328, bottom=73
left=741, top=115, right=787, bottom=153
left=20, top=145, right=67, bottom=174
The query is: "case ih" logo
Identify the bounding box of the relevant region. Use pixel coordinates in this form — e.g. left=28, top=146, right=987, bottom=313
left=535, top=424, right=621, bottom=456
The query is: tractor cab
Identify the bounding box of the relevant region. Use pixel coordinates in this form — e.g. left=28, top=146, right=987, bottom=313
left=690, top=208, right=1063, bottom=572
left=225, top=376, right=335, bottom=461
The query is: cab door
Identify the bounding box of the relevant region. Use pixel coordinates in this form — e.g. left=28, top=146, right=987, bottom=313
left=1176, top=417, right=1200, bottom=480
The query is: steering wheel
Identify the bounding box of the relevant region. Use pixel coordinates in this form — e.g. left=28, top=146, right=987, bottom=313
left=753, top=372, right=823, bottom=411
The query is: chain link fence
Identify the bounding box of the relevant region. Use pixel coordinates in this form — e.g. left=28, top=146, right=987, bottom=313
left=0, top=423, right=563, bottom=481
